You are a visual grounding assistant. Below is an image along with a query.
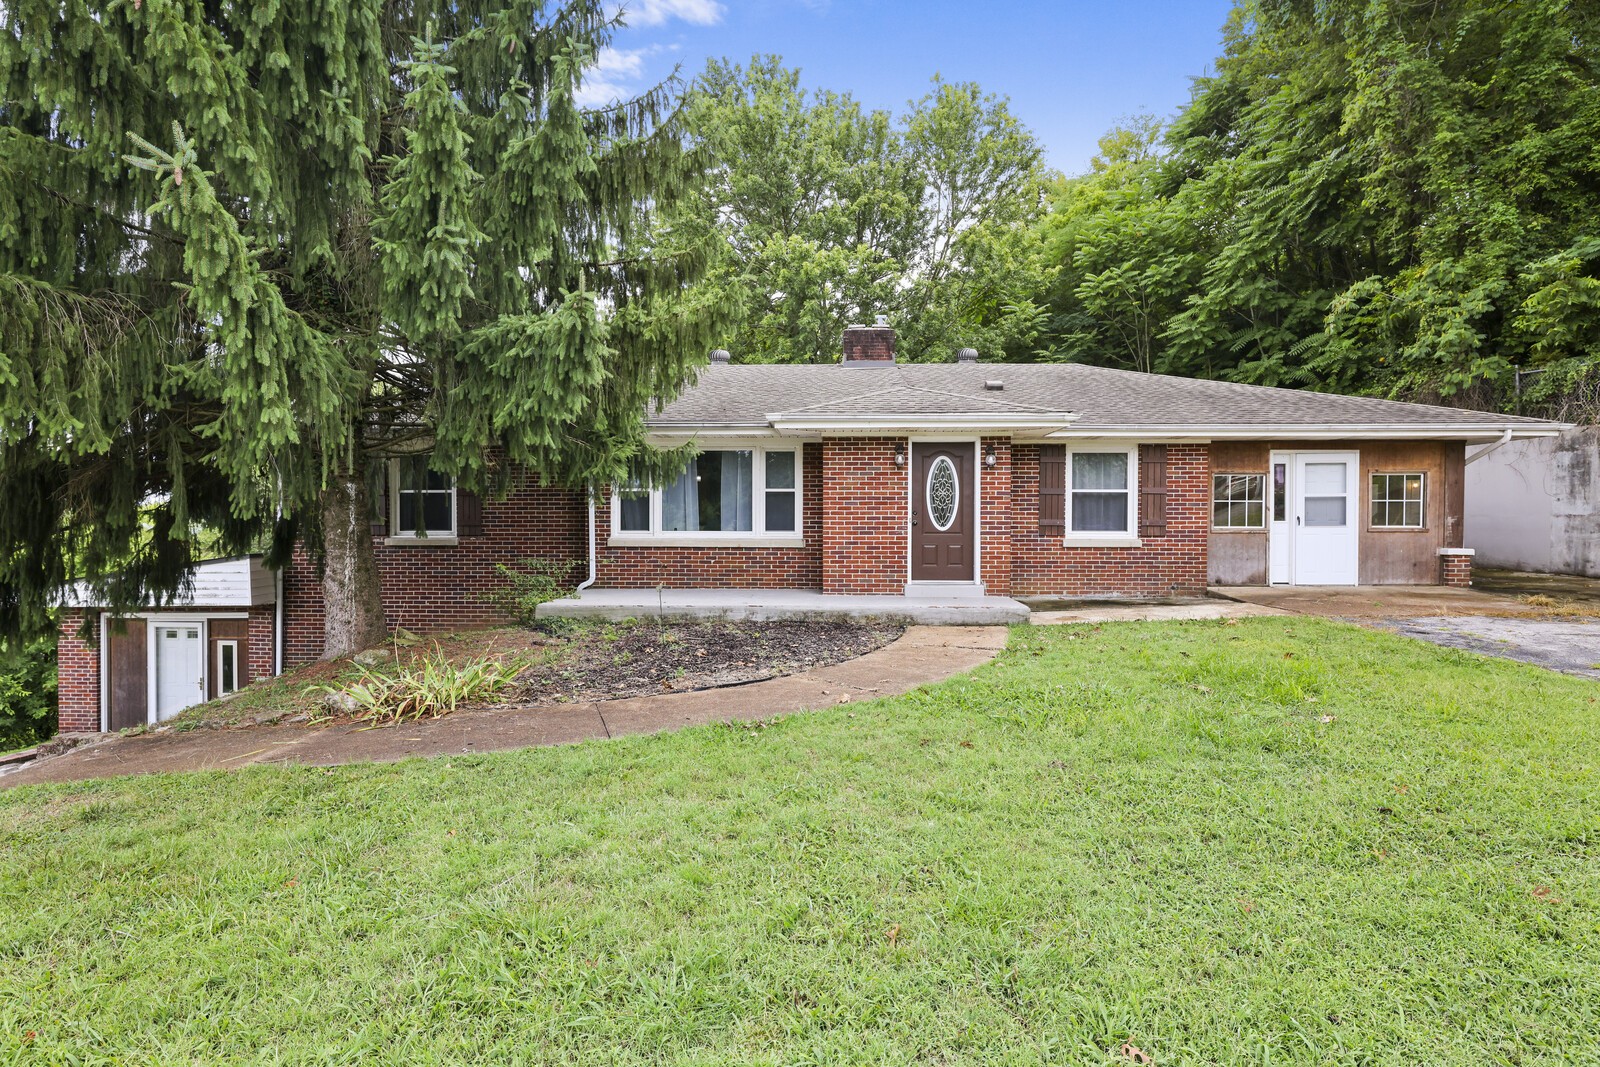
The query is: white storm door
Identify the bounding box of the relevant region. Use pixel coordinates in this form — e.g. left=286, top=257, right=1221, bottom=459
left=154, top=624, right=204, bottom=721
left=1292, top=453, right=1359, bottom=585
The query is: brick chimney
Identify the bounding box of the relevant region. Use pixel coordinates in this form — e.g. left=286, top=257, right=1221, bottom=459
left=841, top=316, right=896, bottom=366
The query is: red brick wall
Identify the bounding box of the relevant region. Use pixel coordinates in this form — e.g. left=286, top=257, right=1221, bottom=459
left=594, top=443, right=823, bottom=589
left=1010, top=443, right=1210, bottom=597
left=247, top=606, right=276, bottom=681
left=822, top=436, right=908, bottom=594
left=980, top=436, right=1013, bottom=595
left=57, top=610, right=99, bottom=734
left=282, top=477, right=586, bottom=666
left=1441, top=552, right=1474, bottom=587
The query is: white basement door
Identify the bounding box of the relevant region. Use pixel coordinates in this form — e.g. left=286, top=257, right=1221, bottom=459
left=154, top=624, right=205, bottom=721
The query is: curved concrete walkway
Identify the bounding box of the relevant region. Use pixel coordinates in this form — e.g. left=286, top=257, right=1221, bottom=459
left=2, top=626, right=1008, bottom=789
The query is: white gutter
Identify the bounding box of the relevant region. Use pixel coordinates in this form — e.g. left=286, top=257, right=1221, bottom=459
left=1466, top=428, right=1516, bottom=465
left=1041, top=424, right=1563, bottom=442
left=575, top=493, right=597, bottom=593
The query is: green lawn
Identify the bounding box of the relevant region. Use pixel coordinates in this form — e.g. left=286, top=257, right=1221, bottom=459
left=2, top=618, right=1596, bottom=1065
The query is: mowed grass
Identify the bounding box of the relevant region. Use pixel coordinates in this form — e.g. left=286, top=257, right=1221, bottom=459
left=2, top=618, right=1597, bottom=1066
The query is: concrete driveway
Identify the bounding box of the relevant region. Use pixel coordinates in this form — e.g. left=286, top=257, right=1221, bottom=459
left=1215, top=582, right=1600, bottom=680
left=1384, top=615, right=1600, bottom=680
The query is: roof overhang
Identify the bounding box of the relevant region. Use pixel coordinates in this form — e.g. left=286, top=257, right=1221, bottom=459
left=1040, top=423, right=1567, bottom=443
left=767, top=412, right=1080, bottom=435
left=61, top=555, right=278, bottom=609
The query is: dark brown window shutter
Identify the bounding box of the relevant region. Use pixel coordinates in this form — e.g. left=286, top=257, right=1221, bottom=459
left=456, top=489, right=484, bottom=537
left=1139, top=444, right=1168, bottom=538
left=368, top=460, right=389, bottom=537
left=1039, top=444, right=1066, bottom=536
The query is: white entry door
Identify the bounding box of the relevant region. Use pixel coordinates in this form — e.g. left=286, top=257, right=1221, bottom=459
left=154, top=624, right=204, bottom=721
left=1292, top=453, right=1359, bottom=585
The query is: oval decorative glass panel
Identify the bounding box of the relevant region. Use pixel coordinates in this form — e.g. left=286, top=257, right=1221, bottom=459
left=927, top=456, right=958, bottom=531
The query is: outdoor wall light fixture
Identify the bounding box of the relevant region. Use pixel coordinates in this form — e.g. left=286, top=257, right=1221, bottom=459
left=894, top=446, right=906, bottom=468
left=984, top=444, right=997, bottom=467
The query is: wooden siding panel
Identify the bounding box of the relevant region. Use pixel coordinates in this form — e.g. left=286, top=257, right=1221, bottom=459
left=106, top=619, right=147, bottom=732
left=1207, top=443, right=1269, bottom=585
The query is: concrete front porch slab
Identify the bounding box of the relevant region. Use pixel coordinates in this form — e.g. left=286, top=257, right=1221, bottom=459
left=536, top=588, right=1030, bottom=625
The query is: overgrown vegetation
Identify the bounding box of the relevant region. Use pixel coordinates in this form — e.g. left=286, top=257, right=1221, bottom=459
left=4, top=618, right=1595, bottom=1063
left=483, top=557, right=581, bottom=625
left=1038, top=0, right=1600, bottom=407
left=324, top=646, right=526, bottom=725
left=0, top=635, right=54, bottom=749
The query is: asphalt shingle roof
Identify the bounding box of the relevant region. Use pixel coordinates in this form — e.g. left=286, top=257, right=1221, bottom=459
left=648, top=362, right=1552, bottom=432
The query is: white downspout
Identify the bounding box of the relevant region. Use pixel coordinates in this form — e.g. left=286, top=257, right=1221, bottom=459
left=575, top=491, right=597, bottom=594
left=273, top=568, right=285, bottom=676
left=1466, top=428, right=1515, bottom=465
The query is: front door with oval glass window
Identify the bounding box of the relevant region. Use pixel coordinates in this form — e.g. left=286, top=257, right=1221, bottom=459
left=911, top=443, right=975, bottom=582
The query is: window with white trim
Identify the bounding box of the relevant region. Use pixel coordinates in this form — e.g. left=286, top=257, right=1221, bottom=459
left=392, top=456, right=456, bottom=538
left=216, top=640, right=240, bottom=696
left=1067, top=448, right=1135, bottom=535
left=1212, top=473, right=1267, bottom=529
left=1370, top=472, right=1425, bottom=528
left=615, top=448, right=801, bottom=537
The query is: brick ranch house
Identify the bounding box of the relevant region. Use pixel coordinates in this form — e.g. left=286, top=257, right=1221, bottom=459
left=58, top=322, right=1562, bottom=733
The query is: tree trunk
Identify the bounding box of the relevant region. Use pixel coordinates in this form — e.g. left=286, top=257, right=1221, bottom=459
left=319, top=457, right=388, bottom=659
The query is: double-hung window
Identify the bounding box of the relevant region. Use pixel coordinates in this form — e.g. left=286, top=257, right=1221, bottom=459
left=1212, top=474, right=1267, bottom=529
left=1370, top=472, right=1425, bottom=529
left=1067, top=448, right=1136, bottom=535
left=616, top=447, right=801, bottom=538
left=391, top=456, right=456, bottom=538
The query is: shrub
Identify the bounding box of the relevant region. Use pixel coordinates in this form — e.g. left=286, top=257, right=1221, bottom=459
left=482, top=557, right=581, bottom=625
left=0, top=635, right=57, bottom=749
left=320, top=647, right=527, bottom=726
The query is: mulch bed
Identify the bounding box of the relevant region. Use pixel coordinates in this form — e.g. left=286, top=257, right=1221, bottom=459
left=502, top=620, right=906, bottom=705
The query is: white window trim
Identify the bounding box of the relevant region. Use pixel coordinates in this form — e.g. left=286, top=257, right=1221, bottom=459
left=1064, top=445, right=1139, bottom=540
left=610, top=446, right=804, bottom=544
left=1211, top=472, right=1268, bottom=531
left=1370, top=470, right=1427, bottom=530
left=215, top=639, right=240, bottom=697
left=386, top=458, right=458, bottom=544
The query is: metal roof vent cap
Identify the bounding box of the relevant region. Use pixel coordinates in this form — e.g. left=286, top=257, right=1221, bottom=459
left=984, top=379, right=1004, bottom=391
left=709, top=348, right=732, bottom=364
left=956, top=347, right=980, bottom=363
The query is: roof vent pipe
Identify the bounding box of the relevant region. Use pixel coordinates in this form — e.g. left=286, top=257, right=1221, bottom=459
left=956, top=347, right=980, bottom=363
left=709, top=348, right=732, bottom=364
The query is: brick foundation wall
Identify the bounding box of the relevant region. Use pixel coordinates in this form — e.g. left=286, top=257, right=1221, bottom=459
left=822, top=436, right=909, bottom=594
left=57, top=610, right=99, bottom=734
left=594, top=443, right=823, bottom=590
left=1440, top=551, right=1474, bottom=587
left=282, top=477, right=586, bottom=666
left=1010, top=443, right=1210, bottom=597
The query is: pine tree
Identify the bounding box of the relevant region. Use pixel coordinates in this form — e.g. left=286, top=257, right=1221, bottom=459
left=0, top=0, right=731, bottom=654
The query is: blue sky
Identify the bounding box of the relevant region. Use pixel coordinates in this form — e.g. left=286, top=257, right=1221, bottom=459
left=582, top=1, right=1237, bottom=175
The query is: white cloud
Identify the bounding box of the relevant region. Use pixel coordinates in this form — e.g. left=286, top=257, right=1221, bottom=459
left=617, top=0, right=724, bottom=27
left=573, top=46, right=653, bottom=107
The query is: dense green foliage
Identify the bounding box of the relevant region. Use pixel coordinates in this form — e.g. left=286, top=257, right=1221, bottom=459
left=0, top=0, right=730, bottom=638
left=1041, top=0, right=1600, bottom=412
left=677, top=57, right=1054, bottom=364
left=4, top=618, right=1597, bottom=1062
left=0, top=635, right=54, bottom=749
